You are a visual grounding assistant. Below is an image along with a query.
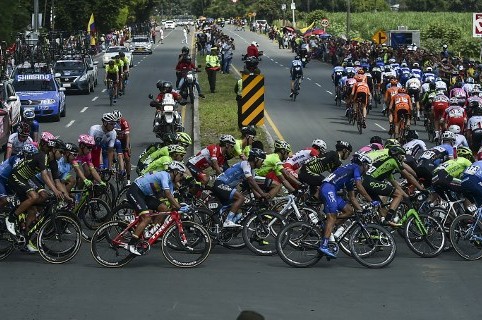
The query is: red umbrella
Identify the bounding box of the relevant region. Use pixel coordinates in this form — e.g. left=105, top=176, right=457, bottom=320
left=311, top=29, right=326, bottom=35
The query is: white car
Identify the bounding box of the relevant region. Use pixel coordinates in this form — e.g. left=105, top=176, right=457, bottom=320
left=0, top=80, right=21, bottom=127
left=102, top=46, right=134, bottom=67
left=164, top=20, right=176, bottom=29
left=130, top=36, right=153, bottom=54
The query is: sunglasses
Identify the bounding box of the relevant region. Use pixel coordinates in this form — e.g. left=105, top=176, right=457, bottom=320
left=83, top=145, right=93, bottom=150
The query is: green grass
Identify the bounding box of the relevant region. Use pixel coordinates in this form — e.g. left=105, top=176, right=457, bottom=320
left=196, top=54, right=271, bottom=151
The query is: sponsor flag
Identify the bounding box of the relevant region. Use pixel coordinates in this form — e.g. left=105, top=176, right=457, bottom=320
left=300, top=21, right=315, bottom=34
left=87, top=13, right=95, bottom=34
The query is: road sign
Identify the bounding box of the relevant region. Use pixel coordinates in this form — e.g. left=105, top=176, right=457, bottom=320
left=321, top=18, right=329, bottom=28
left=240, top=74, right=265, bottom=126
left=372, top=30, right=388, bottom=44
left=474, top=13, right=482, bottom=37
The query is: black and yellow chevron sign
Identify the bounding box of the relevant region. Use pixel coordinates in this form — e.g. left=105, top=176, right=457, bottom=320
left=240, top=74, right=264, bottom=126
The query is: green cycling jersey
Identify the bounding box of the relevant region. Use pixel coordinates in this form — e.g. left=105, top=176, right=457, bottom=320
left=141, top=155, right=172, bottom=175
left=366, top=149, right=401, bottom=180
left=433, top=157, right=472, bottom=179
left=234, top=139, right=250, bottom=158
left=256, top=153, right=283, bottom=177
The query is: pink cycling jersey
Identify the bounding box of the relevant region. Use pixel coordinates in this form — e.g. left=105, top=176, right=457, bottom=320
left=74, top=153, right=93, bottom=167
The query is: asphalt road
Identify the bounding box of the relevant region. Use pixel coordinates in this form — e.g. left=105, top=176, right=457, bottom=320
left=1, top=26, right=480, bottom=320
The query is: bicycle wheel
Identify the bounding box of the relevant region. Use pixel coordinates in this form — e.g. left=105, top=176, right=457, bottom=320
left=114, top=184, right=130, bottom=207
left=78, top=198, right=111, bottom=241
left=356, top=103, right=363, bottom=134
left=90, top=220, right=135, bottom=267
left=349, top=223, right=396, bottom=268
left=161, top=221, right=211, bottom=268
left=404, top=214, right=445, bottom=257
left=449, top=214, right=482, bottom=260
left=276, top=221, right=322, bottom=268
left=110, top=202, right=136, bottom=222
left=0, top=213, right=15, bottom=260
left=243, top=210, right=286, bottom=256
left=37, top=214, right=82, bottom=264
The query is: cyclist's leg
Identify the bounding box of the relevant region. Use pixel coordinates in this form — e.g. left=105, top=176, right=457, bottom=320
left=114, top=139, right=125, bottom=173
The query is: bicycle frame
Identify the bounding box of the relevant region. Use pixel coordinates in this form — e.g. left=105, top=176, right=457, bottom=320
left=398, top=208, right=428, bottom=235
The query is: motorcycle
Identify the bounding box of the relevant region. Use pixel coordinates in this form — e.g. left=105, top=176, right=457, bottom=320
left=149, top=93, right=183, bottom=139
left=242, top=56, right=261, bottom=75
left=179, top=66, right=201, bottom=105
left=299, top=48, right=309, bottom=68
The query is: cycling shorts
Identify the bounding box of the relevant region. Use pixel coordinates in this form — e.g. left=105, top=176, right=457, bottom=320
left=362, top=175, right=395, bottom=201
left=408, top=89, right=420, bottom=102
left=186, top=162, right=207, bottom=182
left=106, top=73, right=117, bottom=82
left=7, top=175, right=43, bottom=201
left=415, top=163, right=435, bottom=187
left=446, top=117, right=465, bottom=131
left=461, top=176, right=482, bottom=206
left=394, top=106, right=410, bottom=124
left=320, top=183, right=346, bottom=214
left=432, top=170, right=461, bottom=197
left=355, top=92, right=368, bottom=105
left=126, top=183, right=162, bottom=213
left=212, top=180, right=237, bottom=204
left=433, top=103, right=448, bottom=120
left=0, top=178, right=10, bottom=198
left=298, top=167, right=325, bottom=186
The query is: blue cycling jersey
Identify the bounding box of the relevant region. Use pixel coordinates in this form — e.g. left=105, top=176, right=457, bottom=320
left=411, top=68, right=422, bottom=78
left=322, top=163, right=362, bottom=191
left=423, top=72, right=435, bottom=82
left=216, top=161, right=253, bottom=188
left=462, top=160, right=482, bottom=180
left=333, top=66, right=344, bottom=74
left=0, top=156, right=20, bottom=181
left=134, top=170, right=173, bottom=197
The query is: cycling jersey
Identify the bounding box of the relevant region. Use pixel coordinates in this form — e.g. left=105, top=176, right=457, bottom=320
left=358, top=143, right=384, bottom=154
left=321, top=163, right=362, bottom=214
left=432, top=94, right=450, bottom=119
left=450, top=88, right=467, bottom=99
left=256, top=153, right=283, bottom=177
left=134, top=170, right=173, bottom=197
left=418, top=145, right=454, bottom=166
left=461, top=160, right=482, bottom=205
left=89, top=125, right=117, bottom=148
left=105, top=65, right=118, bottom=74
left=234, top=139, right=250, bottom=158
left=406, top=78, right=421, bottom=90
left=443, top=105, right=466, bottom=130
left=216, top=160, right=253, bottom=188
left=284, top=148, right=319, bottom=171
left=141, top=155, right=172, bottom=175
left=365, top=149, right=401, bottom=180
left=114, top=117, right=130, bottom=141
left=411, top=68, right=422, bottom=78
left=403, top=139, right=427, bottom=159
left=454, top=134, right=469, bottom=147
left=188, top=144, right=226, bottom=170
left=434, top=157, right=472, bottom=179
left=73, top=153, right=93, bottom=167
left=7, top=133, right=33, bottom=155
left=114, top=59, right=124, bottom=72
left=435, top=80, right=447, bottom=91
left=302, top=150, right=341, bottom=175
left=463, top=83, right=475, bottom=95
left=423, top=73, right=435, bottom=83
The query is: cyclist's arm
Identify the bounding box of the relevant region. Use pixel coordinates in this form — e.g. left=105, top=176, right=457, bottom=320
left=281, top=167, right=301, bottom=186
left=72, top=163, right=88, bottom=181
left=40, top=169, right=63, bottom=199
left=211, top=159, right=223, bottom=175
left=164, top=189, right=181, bottom=210
left=107, top=147, right=114, bottom=170
left=246, top=176, right=270, bottom=199
left=353, top=180, right=372, bottom=207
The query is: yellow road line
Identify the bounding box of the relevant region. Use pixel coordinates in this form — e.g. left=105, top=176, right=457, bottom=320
left=232, top=65, right=285, bottom=141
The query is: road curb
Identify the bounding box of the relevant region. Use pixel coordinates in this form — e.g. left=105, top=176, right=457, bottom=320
left=192, top=32, right=201, bottom=154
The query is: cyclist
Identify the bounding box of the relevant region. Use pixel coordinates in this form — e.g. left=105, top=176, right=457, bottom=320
left=289, top=55, right=303, bottom=98
left=461, top=160, right=482, bottom=206
left=435, top=77, right=447, bottom=94
left=318, top=153, right=376, bottom=258
left=88, top=113, right=119, bottom=172
left=282, top=139, right=327, bottom=184
left=383, top=78, right=400, bottom=115
left=176, top=55, right=205, bottom=98
left=448, top=124, right=469, bottom=147
left=364, top=145, right=425, bottom=226
left=298, top=140, right=351, bottom=197
left=5, top=123, right=33, bottom=160
left=246, top=41, right=259, bottom=58
left=119, top=51, right=130, bottom=87
left=467, top=105, right=482, bottom=159
left=114, top=55, right=125, bottom=95
left=351, top=73, right=371, bottom=128
left=255, top=140, right=297, bottom=198
left=388, top=87, right=412, bottom=139
left=449, top=81, right=467, bottom=106
left=406, top=74, right=422, bottom=119
left=463, top=77, right=475, bottom=96
left=140, top=145, right=186, bottom=175
left=113, top=110, right=132, bottom=184
left=234, top=125, right=256, bottom=160
left=212, top=148, right=271, bottom=228
left=126, top=161, right=187, bottom=255
left=75, top=134, right=105, bottom=187
left=431, top=89, right=450, bottom=141
left=411, top=62, right=422, bottom=79
left=403, top=130, right=427, bottom=159
left=357, top=136, right=384, bottom=153
left=22, top=109, right=39, bottom=142
left=187, top=134, right=236, bottom=185
left=443, top=97, right=467, bottom=133
left=105, top=60, right=119, bottom=102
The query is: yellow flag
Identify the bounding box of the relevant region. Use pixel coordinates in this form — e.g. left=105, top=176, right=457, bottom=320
left=300, top=21, right=315, bottom=34
left=87, top=13, right=95, bottom=34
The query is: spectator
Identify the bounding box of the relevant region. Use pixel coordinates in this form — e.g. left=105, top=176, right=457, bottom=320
left=205, top=47, right=221, bottom=93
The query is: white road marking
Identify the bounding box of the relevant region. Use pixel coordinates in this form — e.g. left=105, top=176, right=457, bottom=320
left=80, top=107, right=88, bottom=113
left=102, top=89, right=106, bottom=93
left=306, top=77, right=311, bottom=81
left=315, top=83, right=322, bottom=87
left=279, top=64, right=284, bottom=67
left=66, top=120, right=75, bottom=127
left=326, top=90, right=333, bottom=95
left=91, top=96, right=98, bottom=101
left=375, top=123, right=387, bottom=131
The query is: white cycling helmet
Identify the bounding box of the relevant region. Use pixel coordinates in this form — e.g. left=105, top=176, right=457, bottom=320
left=312, top=139, right=327, bottom=152
left=448, top=125, right=461, bottom=134
left=168, top=161, right=186, bottom=173
left=441, top=131, right=456, bottom=141
left=220, top=134, right=236, bottom=145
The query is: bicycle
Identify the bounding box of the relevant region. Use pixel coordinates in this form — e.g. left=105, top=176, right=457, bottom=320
left=335, top=85, right=343, bottom=107
left=410, top=95, right=417, bottom=125
left=276, top=206, right=396, bottom=268
left=90, top=209, right=211, bottom=268
left=355, top=96, right=364, bottom=134
left=397, top=113, right=410, bottom=144
left=449, top=205, right=482, bottom=260
left=291, top=75, right=302, bottom=101
left=106, top=79, right=115, bottom=106
left=424, top=112, right=436, bottom=143
left=0, top=195, right=82, bottom=264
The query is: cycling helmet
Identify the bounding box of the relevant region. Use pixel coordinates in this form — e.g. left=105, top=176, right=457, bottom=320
left=102, top=112, right=117, bottom=123
left=401, top=62, right=408, bottom=67
left=448, top=125, right=461, bottom=134
left=41, top=131, right=55, bottom=143
left=274, top=140, right=292, bottom=152
left=48, top=138, right=65, bottom=149
left=294, top=55, right=300, bottom=60
left=112, top=110, right=122, bottom=120
left=354, top=61, right=361, bottom=67
left=251, top=41, right=258, bottom=47
left=219, top=134, right=236, bottom=145
left=78, top=134, right=95, bottom=146
left=352, top=152, right=372, bottom=165
left=357, top=69, right=365, bottom=74
left=181, top=46, right=189, bottom=53
left=384, top=138, right=400, bottom=149
left=388, top=58, right=396, bottom=63
left=370, top=136, right=383, bottom=145
left=312, top=139, right=327, bottom=152
left=176, top=132, right=192, bottom=146
left=426, top=67, right=433, bottom=72
left=335, top=140, right=352, bottom=152
left=467, top=77, right=474, bottom=84
left=167, top=144, right=186, bottom=155
left=241, top=125, right=257, bottom=137
left=162, top=81, right=173, bottom=93
left=412, top=62, right=419, bottom=68
left=347, top=71, right=355, bottom=78
left=23, top=109, right=35, bottom=120
left=441, top=131, right=456, bottom=142
left=388, top=145, right=406, bottom=165
left=17, top=122, right=31, bottom=136
left=457, top=146, right=475, bottom=162
left=22, top=143, right=38, bottom=155
left=406, top=130, right=419, bottom=141
left=248, top=148, right=266, bottom=161
left=184, top=55, right=192, bottom=61
left=156, top=80, right=164, bottom=89
left=168, top=161, right=186, bottom=173
left=398, top=87, right=407, bottom=94
left=435, top=77, right=442, bottom=82
left=449, top=97, right=459, bottom=105
left=119, top=52, right=125, bottom=58
left=108, top=60, right=115, bottom=66
left=63, top=142, right=79, bottom=154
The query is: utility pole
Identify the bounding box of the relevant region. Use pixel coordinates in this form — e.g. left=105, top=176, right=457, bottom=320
left=346, top=0, right=351, bottom=41
left=34, top=0, right=39, bottom=32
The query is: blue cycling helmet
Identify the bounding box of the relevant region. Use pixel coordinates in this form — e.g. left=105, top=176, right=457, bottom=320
left=22, top=143, right=39, bottom=155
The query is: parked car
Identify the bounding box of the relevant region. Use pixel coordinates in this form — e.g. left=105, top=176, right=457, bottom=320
left=164, top=20, right=176, bottom=29
left=53, top=58, right=95, bottom=94
left=12, top=73, right=66, bottom=122
left=102, top=46, right=134, bottom=67
left=130, top=35, right=153, bottom=54
left=0, top=80, right=22, bottom=129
